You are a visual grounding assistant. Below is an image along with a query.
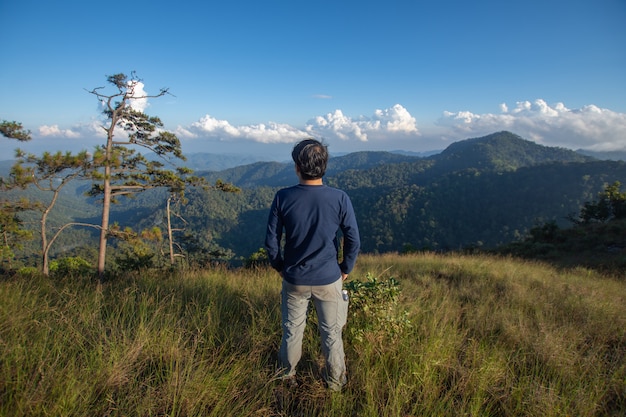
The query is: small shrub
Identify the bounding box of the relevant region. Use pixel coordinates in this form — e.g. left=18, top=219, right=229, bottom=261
left=115, top=248, right=155, bottom=271
left=344, top=273, right=411, bottom=342
left=16, top=266, right=40, bottom=278
left=244, top=247, right=269, bottom=268
left=49, top=256, right=93, bottom=277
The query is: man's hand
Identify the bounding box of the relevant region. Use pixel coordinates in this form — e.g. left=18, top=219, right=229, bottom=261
left=341, top=273, right=349, bottom=281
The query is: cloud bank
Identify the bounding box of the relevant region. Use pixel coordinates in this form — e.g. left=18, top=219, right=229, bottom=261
left=439, top=99, right=626, bottom=152
left=32, top=99, right=626, bottom=154
left=178, top=104, right=419, bottom=147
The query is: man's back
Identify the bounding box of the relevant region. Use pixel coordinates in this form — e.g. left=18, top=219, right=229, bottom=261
left=265, top=183, right=360, bottom=286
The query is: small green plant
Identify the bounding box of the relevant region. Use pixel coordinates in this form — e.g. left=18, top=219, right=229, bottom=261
left=49, top=256, right=93, bottom=277
left=578, top=181, right=626, bottom=223
left=16, top=266, right=40, bottom=278
left=244, top=247, right=269, bottom=268
left=344, top=272, right=411, bottom=342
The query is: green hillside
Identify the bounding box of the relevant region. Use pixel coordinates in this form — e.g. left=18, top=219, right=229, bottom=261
left=197, top=151, right=419, bottom=188
left=183, top=132, right=625, bottom=258
left=433, top=131, right=593, bottom=172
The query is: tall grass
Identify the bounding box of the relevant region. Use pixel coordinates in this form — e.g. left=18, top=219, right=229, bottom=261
left=1, top=254, right=624, bottom=416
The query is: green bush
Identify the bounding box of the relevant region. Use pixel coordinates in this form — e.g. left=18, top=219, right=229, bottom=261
left=344, top=273, right=411, bottom=342
left=244, top=247, right=269, bottom=268
left=16, top=266, right=40, bottom=278
left=49, top=256, right=93, bottom=277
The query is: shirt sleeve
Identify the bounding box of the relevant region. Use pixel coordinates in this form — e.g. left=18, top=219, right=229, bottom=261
left=339, top=193, right=360, bottom=274
left=265, top=193, right=284, bottom=272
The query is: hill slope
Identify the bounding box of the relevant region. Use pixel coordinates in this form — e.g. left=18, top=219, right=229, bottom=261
left=431, top=131, right=593, bottom=172
left=197, top=151, right=419, bottom=188
left=169, top=131, right=624, bottom=257
left=198, top=131, right=596, bottom=189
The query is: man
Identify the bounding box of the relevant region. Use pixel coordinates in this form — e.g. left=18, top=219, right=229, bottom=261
left=265, top=138, right=360, bottom=391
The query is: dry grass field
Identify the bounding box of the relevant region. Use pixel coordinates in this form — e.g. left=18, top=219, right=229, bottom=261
left=1, top=253, right=624, bottom=416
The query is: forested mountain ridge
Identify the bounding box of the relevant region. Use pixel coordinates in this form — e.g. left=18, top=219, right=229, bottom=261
left=197, top=151, right=419, bottom=188
left=172, top=131, right=625, bottom=257
left=197, top=131, right=595, bottom=190
left=430, top=131, right=593, bottom=171
left=4, top=131, right=626, bottom=265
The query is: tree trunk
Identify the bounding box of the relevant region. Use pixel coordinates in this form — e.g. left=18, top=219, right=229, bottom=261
left=97, top=165, right=111, bottom=281
left=167, top=196, right=175, bottom=265
left=97, top=104, right=120, bottom=282
left=41, top=188, right=61, bottom=276
left=41, top=211, right=49, bottom=276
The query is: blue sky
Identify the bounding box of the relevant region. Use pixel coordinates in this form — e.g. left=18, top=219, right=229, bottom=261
left=1, top=0, right=625, bottom=160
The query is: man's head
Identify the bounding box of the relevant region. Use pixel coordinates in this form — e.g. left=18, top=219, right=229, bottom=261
left=291, top=138, right=329, bottom=180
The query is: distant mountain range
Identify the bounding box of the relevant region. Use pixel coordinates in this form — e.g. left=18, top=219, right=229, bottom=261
left=174, top=139, right=625, bottom=174
left=4, top=131, right=626, bottom=262
left=1, top=137, right=623, bottom=175
left=166, top=131, right=626, bottom=256
left=195, top=131, right=595, bottom=188
left=576, top=149, right=626, bottom=161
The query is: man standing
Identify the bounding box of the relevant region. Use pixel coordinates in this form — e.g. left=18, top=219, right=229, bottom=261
left=265, top=138, right=360, bottom=391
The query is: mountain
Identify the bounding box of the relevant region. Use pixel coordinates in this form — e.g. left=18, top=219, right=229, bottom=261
left=431, top=131, right=594, bottom=172
left=178, top=152, right=275, bottom=171
left=197, top=151, right=420, bottom=188
left=390, top=149, right=442, bottom=157
left=5, top=131, right=626, bottom=264
left=161, top=131, right=623, bottom=257
left=576, top=149, right=626, bottom=162
left=143, top=152, right=274, bottom=172
left=197, top=131, right=596, bottom=190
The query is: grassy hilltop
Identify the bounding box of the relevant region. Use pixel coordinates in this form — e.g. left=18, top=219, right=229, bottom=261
left=1, top=253, right=624, bottom=416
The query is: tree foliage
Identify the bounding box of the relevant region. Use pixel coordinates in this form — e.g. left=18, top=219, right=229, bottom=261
left=0, top=120, right=31, bottom=142
left=0, top=199, right=33, bottom=270
left=7, top=149, right=95, bottom=275
left=577, top=181, right=626, bottom=223
left=1, top=120, right=33, bottom=269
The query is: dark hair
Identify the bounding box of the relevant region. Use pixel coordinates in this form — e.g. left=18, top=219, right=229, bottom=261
left=291, top=138, right=328, bottom=180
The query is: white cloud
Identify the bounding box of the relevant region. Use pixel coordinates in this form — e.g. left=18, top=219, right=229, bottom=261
left=95, top=80, right=149, bottom=114
left=128, top=81, right=149, bottom=112
left=439, top=99, right=626, bottom=151
left=183, top=114, right=310, bottom=144
left=36, top=119, right=130, bottom=143
left=38, top=124, right=81, bottom=138
left=25, top=99, right=626, bottom=156
left=305, top=104, right=418, bottom=142
left=5, top=121, right=105, bottom=156
left=238, top=122, right=309, bottom=143
left=306, top=109, right=368, bottom=141
left=375, top=104, right=419, bottom=132
left=191, top=115, right=243, bottom=138
left=182, top=104, right=419, bottom=147
left=174, top=125, right=197, bottom=138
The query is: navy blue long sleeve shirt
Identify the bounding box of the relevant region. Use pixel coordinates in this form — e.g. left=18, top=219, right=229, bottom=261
left=265, top=184, right=360, bottom=286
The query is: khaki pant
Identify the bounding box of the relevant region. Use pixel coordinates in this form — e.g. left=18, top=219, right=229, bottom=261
left=279, top=277, right=348, bottom=391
